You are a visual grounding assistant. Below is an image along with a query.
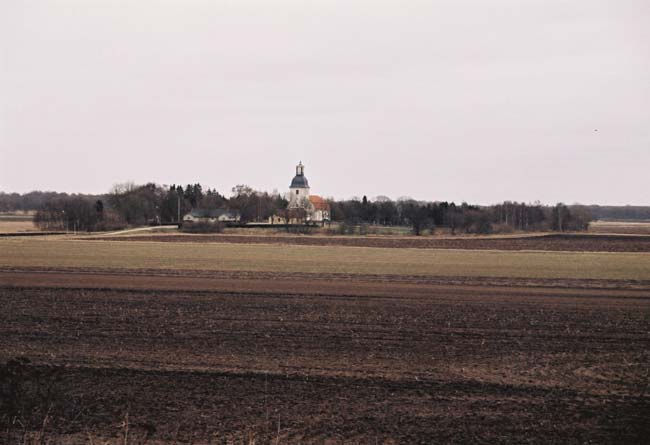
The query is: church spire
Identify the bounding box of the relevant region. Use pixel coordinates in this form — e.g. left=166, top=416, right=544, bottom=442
left=296, top=161, right=304, bottom=176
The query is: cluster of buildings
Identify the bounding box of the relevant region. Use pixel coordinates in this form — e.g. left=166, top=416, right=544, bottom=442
left=183, top=162, right=330, bottom=226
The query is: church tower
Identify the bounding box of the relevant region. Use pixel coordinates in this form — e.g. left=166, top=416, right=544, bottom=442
left=288, top=161, right=311, bottom=208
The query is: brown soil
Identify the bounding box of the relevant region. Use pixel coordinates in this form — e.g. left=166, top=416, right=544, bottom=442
left=3, top=266, right=650, bottom=292
left=86, top=233, right=650, bottom=252
left=1, top=269, right=649, bottom=443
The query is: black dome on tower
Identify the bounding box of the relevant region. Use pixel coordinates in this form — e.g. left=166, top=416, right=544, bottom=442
left=290, top=161, right=309, bottom=188
left=290, top=175, right=309, bottom=188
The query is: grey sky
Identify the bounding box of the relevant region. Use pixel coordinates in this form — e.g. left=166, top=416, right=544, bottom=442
left=1, top=0, right=649, bottom=205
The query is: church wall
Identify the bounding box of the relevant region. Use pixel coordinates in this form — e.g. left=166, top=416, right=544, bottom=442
left=288, top=187, right=310, bottom=208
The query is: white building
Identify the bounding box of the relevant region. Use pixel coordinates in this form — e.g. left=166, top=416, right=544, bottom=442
left=287, top=161, right=330, bottom=223
left=183, top=208, right=240, bottom=224
left=288, top=161, right=310, bottom=208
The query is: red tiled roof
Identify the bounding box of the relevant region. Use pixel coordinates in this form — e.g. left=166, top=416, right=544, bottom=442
left=309, top=195, right=330, bottom=211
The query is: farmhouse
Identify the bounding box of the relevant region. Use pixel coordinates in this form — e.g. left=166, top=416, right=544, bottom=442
left=286, top=162, right=330, bottom=224
left=183, top=208, right=240, bottom=224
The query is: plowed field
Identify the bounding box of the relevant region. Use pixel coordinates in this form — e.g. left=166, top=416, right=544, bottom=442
left=1, top=268, right=649, bottom=444
left=88, top=233, right=650, bottom=252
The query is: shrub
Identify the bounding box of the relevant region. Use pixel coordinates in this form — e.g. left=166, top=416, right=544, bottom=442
left=285, top=225, right=317, bottom=234
left=181, top=221, right=225, bottom=233
left=491, top=223, right=514, bottom=234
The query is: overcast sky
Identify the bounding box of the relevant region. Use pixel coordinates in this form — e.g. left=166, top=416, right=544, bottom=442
left=1, top=1, right=648, bottom=205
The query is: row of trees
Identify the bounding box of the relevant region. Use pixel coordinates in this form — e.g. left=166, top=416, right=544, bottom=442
left=330, top=197, right=590, bottom=235
left=0, top=191, right=100, bottom=213
left=586, top=205, right=650, bottom=221
left=33, top=196, right=106, bottom=232
left=6, top=186, right=594, bottom=234
left=107, top=183, right=292, bottom=226
left=29, top=183, right=290, bottom=231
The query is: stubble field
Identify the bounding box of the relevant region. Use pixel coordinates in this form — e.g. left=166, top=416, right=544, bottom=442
left=589, top=220, right=650, bottom=235
left=0, top=220, right=36, bottom=233
left=1, top=237, right=650, bottom=280
left=1, top=235, right=649, bottom=444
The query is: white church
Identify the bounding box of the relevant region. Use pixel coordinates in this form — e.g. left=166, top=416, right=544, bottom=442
left=285, top=161, right=330, bottom=223
left=264, top=161, right=330, bottom=225
left=184, top=161, right=330, bottom=226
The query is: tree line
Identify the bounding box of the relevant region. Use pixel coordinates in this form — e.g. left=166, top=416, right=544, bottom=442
left=0, top=185, right=629, bottom=234
left=330, top=197, right=591, bottom=235
left=16, top=183, right=288, bottom=232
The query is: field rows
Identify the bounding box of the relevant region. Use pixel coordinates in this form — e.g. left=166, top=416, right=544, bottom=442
left=2, top=236, right=650, bottom=443
left=1, top=280, right=649, bottom=443
left=1, top=238, right=650, bottom=280
left=88, top=232, right=650, bottom=252
left=4, top=267, right=650, bottom=293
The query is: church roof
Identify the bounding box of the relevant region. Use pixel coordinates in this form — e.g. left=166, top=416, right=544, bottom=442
left=290, top=174, right=309, bottom=188
left=309, top=195, right=330, bottom=211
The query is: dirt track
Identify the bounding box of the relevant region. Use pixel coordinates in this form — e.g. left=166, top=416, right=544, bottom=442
left=87, top=233, right=650, bottom=252
left=1, top=269, right=649, bottom=443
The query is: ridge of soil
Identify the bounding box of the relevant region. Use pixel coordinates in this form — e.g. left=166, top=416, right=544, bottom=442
left=3, top=266, right=650, bottom=291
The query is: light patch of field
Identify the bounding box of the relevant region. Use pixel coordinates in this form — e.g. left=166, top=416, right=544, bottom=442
left=590, top=220, right=650, bottom=235
left=0, top=211, right=35, bottom=218
left=0, top=220, right=36, bottom=233
left=0, top=238, right=649, bottom=280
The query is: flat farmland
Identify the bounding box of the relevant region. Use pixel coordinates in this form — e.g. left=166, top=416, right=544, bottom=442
left=88, top=232, right=650, bottom=252
left=1, top=237, right=650, bottom=280
left=1, top=236, right=649, bottom=444
left=590, top=220, right=650, bottom=235
left=0, top=220, right=36, bottom=233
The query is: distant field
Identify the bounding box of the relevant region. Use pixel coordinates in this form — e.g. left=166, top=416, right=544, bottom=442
left=1, top=237, right=649, bottom=281
left=0, top=212, right=36, bottom=233
left=0, top=219, right=36, bottom=233
left=590, top=220, right=650, bottom=235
